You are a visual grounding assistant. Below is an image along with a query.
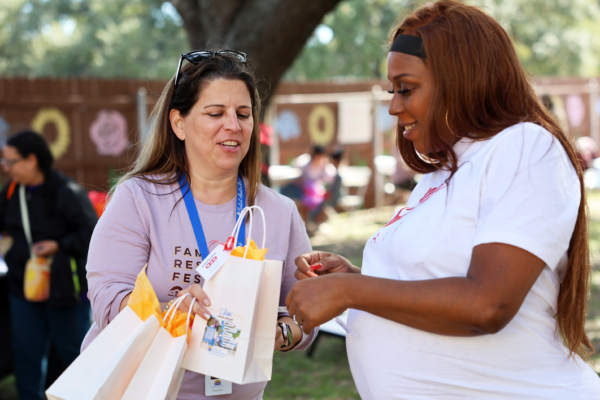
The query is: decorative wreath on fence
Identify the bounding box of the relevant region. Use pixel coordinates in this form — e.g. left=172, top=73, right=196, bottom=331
left=31, top=108, right=71, bottom=160
left=308, top=105, right=335, bottom=145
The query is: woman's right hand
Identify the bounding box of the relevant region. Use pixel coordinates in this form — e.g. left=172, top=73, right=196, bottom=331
left=176, top=284, right=212, bottom=320
left=294, top=251, right=361, bottom=281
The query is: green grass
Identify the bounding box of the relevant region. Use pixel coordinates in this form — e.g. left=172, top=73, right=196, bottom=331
left=266, top=335, right=360, bottom=400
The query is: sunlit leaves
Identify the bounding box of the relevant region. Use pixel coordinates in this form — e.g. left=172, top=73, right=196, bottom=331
left=0, top=0, right=188, bottom=78
left=2, top=0, right=600, bottom=80
left=285, top=0, right=410, bottom=81
left=286, top=0, right=600, bottom=80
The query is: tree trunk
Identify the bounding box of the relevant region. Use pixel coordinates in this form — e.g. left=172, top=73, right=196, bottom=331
left=169, top=0, right=343, bottom=107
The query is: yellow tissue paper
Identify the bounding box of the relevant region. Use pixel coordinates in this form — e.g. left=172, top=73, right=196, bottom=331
left=127, top=266, right=163, bottom=326
left=161, top=308, right=195, bottom=340
left=230, top=239, right=268, bottom=261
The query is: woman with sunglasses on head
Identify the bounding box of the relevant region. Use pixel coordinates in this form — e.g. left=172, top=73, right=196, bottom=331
left=0, top=131, right=97, bottom=400
left=286, top=1, right=600, bottom=398
left=83, top=51, right=317, bottom=399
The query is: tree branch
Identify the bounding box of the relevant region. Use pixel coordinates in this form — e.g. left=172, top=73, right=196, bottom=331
left=169, top=0, right=343, bottom=107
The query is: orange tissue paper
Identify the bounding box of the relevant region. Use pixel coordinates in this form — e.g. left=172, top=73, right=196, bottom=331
left=127, top=266, right=163, bottom=326
left=161, top=308, right=195, bottom=340
left=230, top=239, right=268, bottom=261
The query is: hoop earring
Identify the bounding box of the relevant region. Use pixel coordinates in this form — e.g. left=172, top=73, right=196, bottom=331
left=445, top=111, right=459, bottom=137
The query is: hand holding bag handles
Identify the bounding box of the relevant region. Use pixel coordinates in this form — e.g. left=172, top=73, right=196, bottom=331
left=20, top=184, right=52, bottom=302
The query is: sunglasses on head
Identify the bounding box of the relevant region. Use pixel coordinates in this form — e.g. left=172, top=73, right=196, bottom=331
left=173, top=50, right=247, bottom=89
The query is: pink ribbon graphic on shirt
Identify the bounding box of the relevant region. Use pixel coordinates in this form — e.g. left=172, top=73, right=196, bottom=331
left=384, top=183, right=447, bottom=228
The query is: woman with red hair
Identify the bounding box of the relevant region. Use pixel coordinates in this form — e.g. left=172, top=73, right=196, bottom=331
left=287, top=1, right=600, bottom=398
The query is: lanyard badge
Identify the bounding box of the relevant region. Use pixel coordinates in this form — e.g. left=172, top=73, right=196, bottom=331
left=179, top=173, right=246, bottom=281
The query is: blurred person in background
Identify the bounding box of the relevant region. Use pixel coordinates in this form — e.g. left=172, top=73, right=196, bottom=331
left=308, top=147, right=344, bottom=227
left=280, top=145, right=335, bottom=230
left=287, top=1, right=600, bottom=399
left=0, top=130, right=97, bottom=400
left=281, top=145, right=321, bottom=201
left=300, top=146, right=335, bottom=231
left=324, top=147, right=344, bottom=212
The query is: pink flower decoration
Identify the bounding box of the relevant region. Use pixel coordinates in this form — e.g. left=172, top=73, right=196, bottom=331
left=90, top=110, right=129, bottom=156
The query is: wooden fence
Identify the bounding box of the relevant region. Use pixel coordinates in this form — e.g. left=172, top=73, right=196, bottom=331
left=1, top=76, right=598, bottom=208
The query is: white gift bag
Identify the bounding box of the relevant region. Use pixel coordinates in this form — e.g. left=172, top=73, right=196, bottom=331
left=122, top=294, right=196, bottom=400
left=182, top=206, right=283, bottom=384
left=46, top=307, right=161, bottom=400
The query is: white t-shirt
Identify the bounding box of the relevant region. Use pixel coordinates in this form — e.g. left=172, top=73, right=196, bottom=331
left=346, top=123, right=600, bottom=399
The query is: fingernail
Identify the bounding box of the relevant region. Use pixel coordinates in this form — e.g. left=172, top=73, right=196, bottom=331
left=310, top=263, right=322, bottom=270
left=203, top=313, right=211, bottom=320
left=203, top=299, right=210, bottom=307
left=307, top=270, right=318, bottom=277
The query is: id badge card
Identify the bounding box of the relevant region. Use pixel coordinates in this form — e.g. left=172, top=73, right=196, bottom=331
left=196, top=244, right=230, bottom=281
left=205, top=375, right=233, bottom=396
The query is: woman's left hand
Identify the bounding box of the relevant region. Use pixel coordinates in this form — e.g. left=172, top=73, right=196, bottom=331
left=32, top=240, right=59, bottom=257
left=286, top=274, right=352, bottom=334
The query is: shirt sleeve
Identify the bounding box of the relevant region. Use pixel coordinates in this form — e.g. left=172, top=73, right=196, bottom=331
left=278, top=204, right=318, bottom=351
left=86, top=181, right=150, bottom=330
left=472, top=124, right=581, bottom=269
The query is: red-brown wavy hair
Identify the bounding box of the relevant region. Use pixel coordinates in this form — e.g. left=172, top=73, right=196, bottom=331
left=392, top=0, right=592, bottom=359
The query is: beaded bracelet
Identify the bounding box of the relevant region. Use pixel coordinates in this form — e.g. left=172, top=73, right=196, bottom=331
left=164, top=298, right=176, bottom=313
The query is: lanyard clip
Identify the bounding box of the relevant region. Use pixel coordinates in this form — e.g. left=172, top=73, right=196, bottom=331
left=224, top=236, right=236, bottom=251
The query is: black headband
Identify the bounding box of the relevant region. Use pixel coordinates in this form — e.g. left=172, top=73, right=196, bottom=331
left=390, top=34, right=427, bottom=59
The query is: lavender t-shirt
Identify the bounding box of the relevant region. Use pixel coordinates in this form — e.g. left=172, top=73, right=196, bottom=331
left=83, top=176, right=315, bottom=400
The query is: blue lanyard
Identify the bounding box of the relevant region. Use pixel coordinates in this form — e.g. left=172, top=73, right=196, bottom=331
left=179, top=173, right=246, bottom=259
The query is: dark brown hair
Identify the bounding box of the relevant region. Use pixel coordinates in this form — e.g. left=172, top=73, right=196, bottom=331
left=392, top=0, right=592, bottom=358
left=113, top=53, right=262, bottom=207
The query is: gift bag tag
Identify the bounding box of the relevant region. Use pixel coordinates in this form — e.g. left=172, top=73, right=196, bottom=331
left=205, top=375, right=233, bottom=396
left=196, top=244, right=230, bottom=281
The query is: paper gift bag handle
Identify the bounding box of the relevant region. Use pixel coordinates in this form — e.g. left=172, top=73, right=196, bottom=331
left=231, top=206, right=266, bottom=258
left=232, top=206, right=266, bottom=251
left=163, top=293, right=189, bottom=323
left=164, top=293, right=197, bottom=336
left=185, top=298, right=196, bottom=336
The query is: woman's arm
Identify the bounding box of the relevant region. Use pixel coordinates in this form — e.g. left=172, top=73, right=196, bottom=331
left=87, top=182, right=150, bottom=329
left=287, top=242, right=545, bottom=336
